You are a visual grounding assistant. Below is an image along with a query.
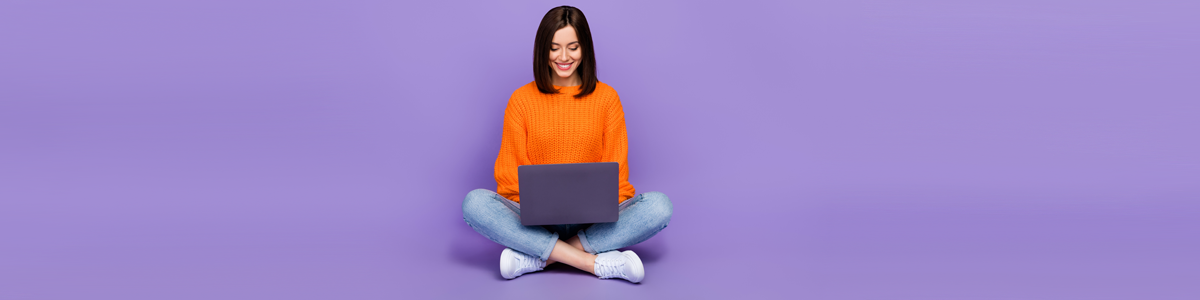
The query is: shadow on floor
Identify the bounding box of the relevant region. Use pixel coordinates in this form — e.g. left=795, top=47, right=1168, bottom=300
left=449, top=223, right=507, bottom=279
left=622, top=233, right=668, bottom=264
left=448, top=221, right=671, bottom=280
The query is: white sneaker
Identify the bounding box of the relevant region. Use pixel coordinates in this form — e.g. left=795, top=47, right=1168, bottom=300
left=594, top=250, right=644, bottom=283
left=500, top=248, right=546, bottom=279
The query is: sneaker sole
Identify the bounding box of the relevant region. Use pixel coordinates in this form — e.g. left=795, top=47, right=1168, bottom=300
left=622, top=251, right=645, bottom=283
left=500, top=248, right=518, bottom=279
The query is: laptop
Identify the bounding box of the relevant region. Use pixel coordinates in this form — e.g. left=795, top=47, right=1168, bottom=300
left=518, top=162, right=619, bottom=226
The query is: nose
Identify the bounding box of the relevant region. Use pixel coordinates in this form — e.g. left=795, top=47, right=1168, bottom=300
left=558, top=48, right=570, bottom=62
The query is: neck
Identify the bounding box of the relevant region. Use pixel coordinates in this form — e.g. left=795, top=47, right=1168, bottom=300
left=553, top=74, right=582, bottom=87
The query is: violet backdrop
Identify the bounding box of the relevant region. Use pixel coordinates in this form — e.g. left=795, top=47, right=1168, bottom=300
left=1, top=0, right=1196, bottom=299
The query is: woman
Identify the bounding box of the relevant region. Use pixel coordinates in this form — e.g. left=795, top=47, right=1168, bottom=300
left=461, top=6, right=672, bottom=283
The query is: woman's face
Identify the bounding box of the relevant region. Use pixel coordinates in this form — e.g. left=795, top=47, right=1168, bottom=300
left=549, top=25, right=582, bottom=82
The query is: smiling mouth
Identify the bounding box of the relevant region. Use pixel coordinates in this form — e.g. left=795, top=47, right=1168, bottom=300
left=555, top=62, right=573, bottom=71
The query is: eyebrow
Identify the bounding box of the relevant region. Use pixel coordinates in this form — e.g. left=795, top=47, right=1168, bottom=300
left=551, top=42, right=580, bottom=46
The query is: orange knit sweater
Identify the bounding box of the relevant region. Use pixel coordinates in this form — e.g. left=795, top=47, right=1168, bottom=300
left=495, top=81, right=635, bottom=203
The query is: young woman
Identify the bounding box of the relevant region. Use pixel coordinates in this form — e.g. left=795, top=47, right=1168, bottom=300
left=461, top=6, right=672, bottom=283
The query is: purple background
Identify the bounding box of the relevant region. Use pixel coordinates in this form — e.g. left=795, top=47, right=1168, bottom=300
left=2, top=0, right=1197, bottom=299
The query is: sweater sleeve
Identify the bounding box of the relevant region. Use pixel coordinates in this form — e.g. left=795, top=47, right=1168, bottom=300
left=495, top=96, right=531, bottom=202
left=602, top=95, right=636, bottom=203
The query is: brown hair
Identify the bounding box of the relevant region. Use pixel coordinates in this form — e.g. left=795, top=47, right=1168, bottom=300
left=533, top=6, right=597, bottom=98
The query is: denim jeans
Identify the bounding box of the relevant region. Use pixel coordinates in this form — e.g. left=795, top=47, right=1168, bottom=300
left=462, top=188, right=672, bottom=261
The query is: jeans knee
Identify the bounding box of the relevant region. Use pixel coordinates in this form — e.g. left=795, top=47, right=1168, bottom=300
left=462, top=188, right=495, bottom=223
left=640, top=191, right=673, bottom=227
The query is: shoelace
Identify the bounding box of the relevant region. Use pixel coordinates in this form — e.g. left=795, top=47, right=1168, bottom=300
left=515, top=253, right=545, bottom=274
left=595, top=255, right=626, bottom=279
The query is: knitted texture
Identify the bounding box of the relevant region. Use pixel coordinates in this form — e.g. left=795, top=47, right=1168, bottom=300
left=495, top=81, right=635, bottom=203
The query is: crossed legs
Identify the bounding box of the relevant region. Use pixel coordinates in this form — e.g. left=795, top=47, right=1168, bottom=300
left=546, top=235, right=595, bottom=274
left=462, top=188, right=672, bottom=276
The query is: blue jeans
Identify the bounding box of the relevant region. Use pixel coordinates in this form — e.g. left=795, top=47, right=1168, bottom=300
left=462, top=189, right=673, bottom=261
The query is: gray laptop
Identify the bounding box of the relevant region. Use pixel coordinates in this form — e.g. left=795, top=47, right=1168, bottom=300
left=518, top=162, right=619, bottom=226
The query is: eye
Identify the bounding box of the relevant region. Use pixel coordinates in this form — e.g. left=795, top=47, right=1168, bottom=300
left=569, top=47, right=578, bottom=51
left=551, top=48, right=559, bottom=51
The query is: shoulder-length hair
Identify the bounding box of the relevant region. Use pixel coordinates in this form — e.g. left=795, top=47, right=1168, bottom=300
left=533, top=6, right=598, bottom=98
